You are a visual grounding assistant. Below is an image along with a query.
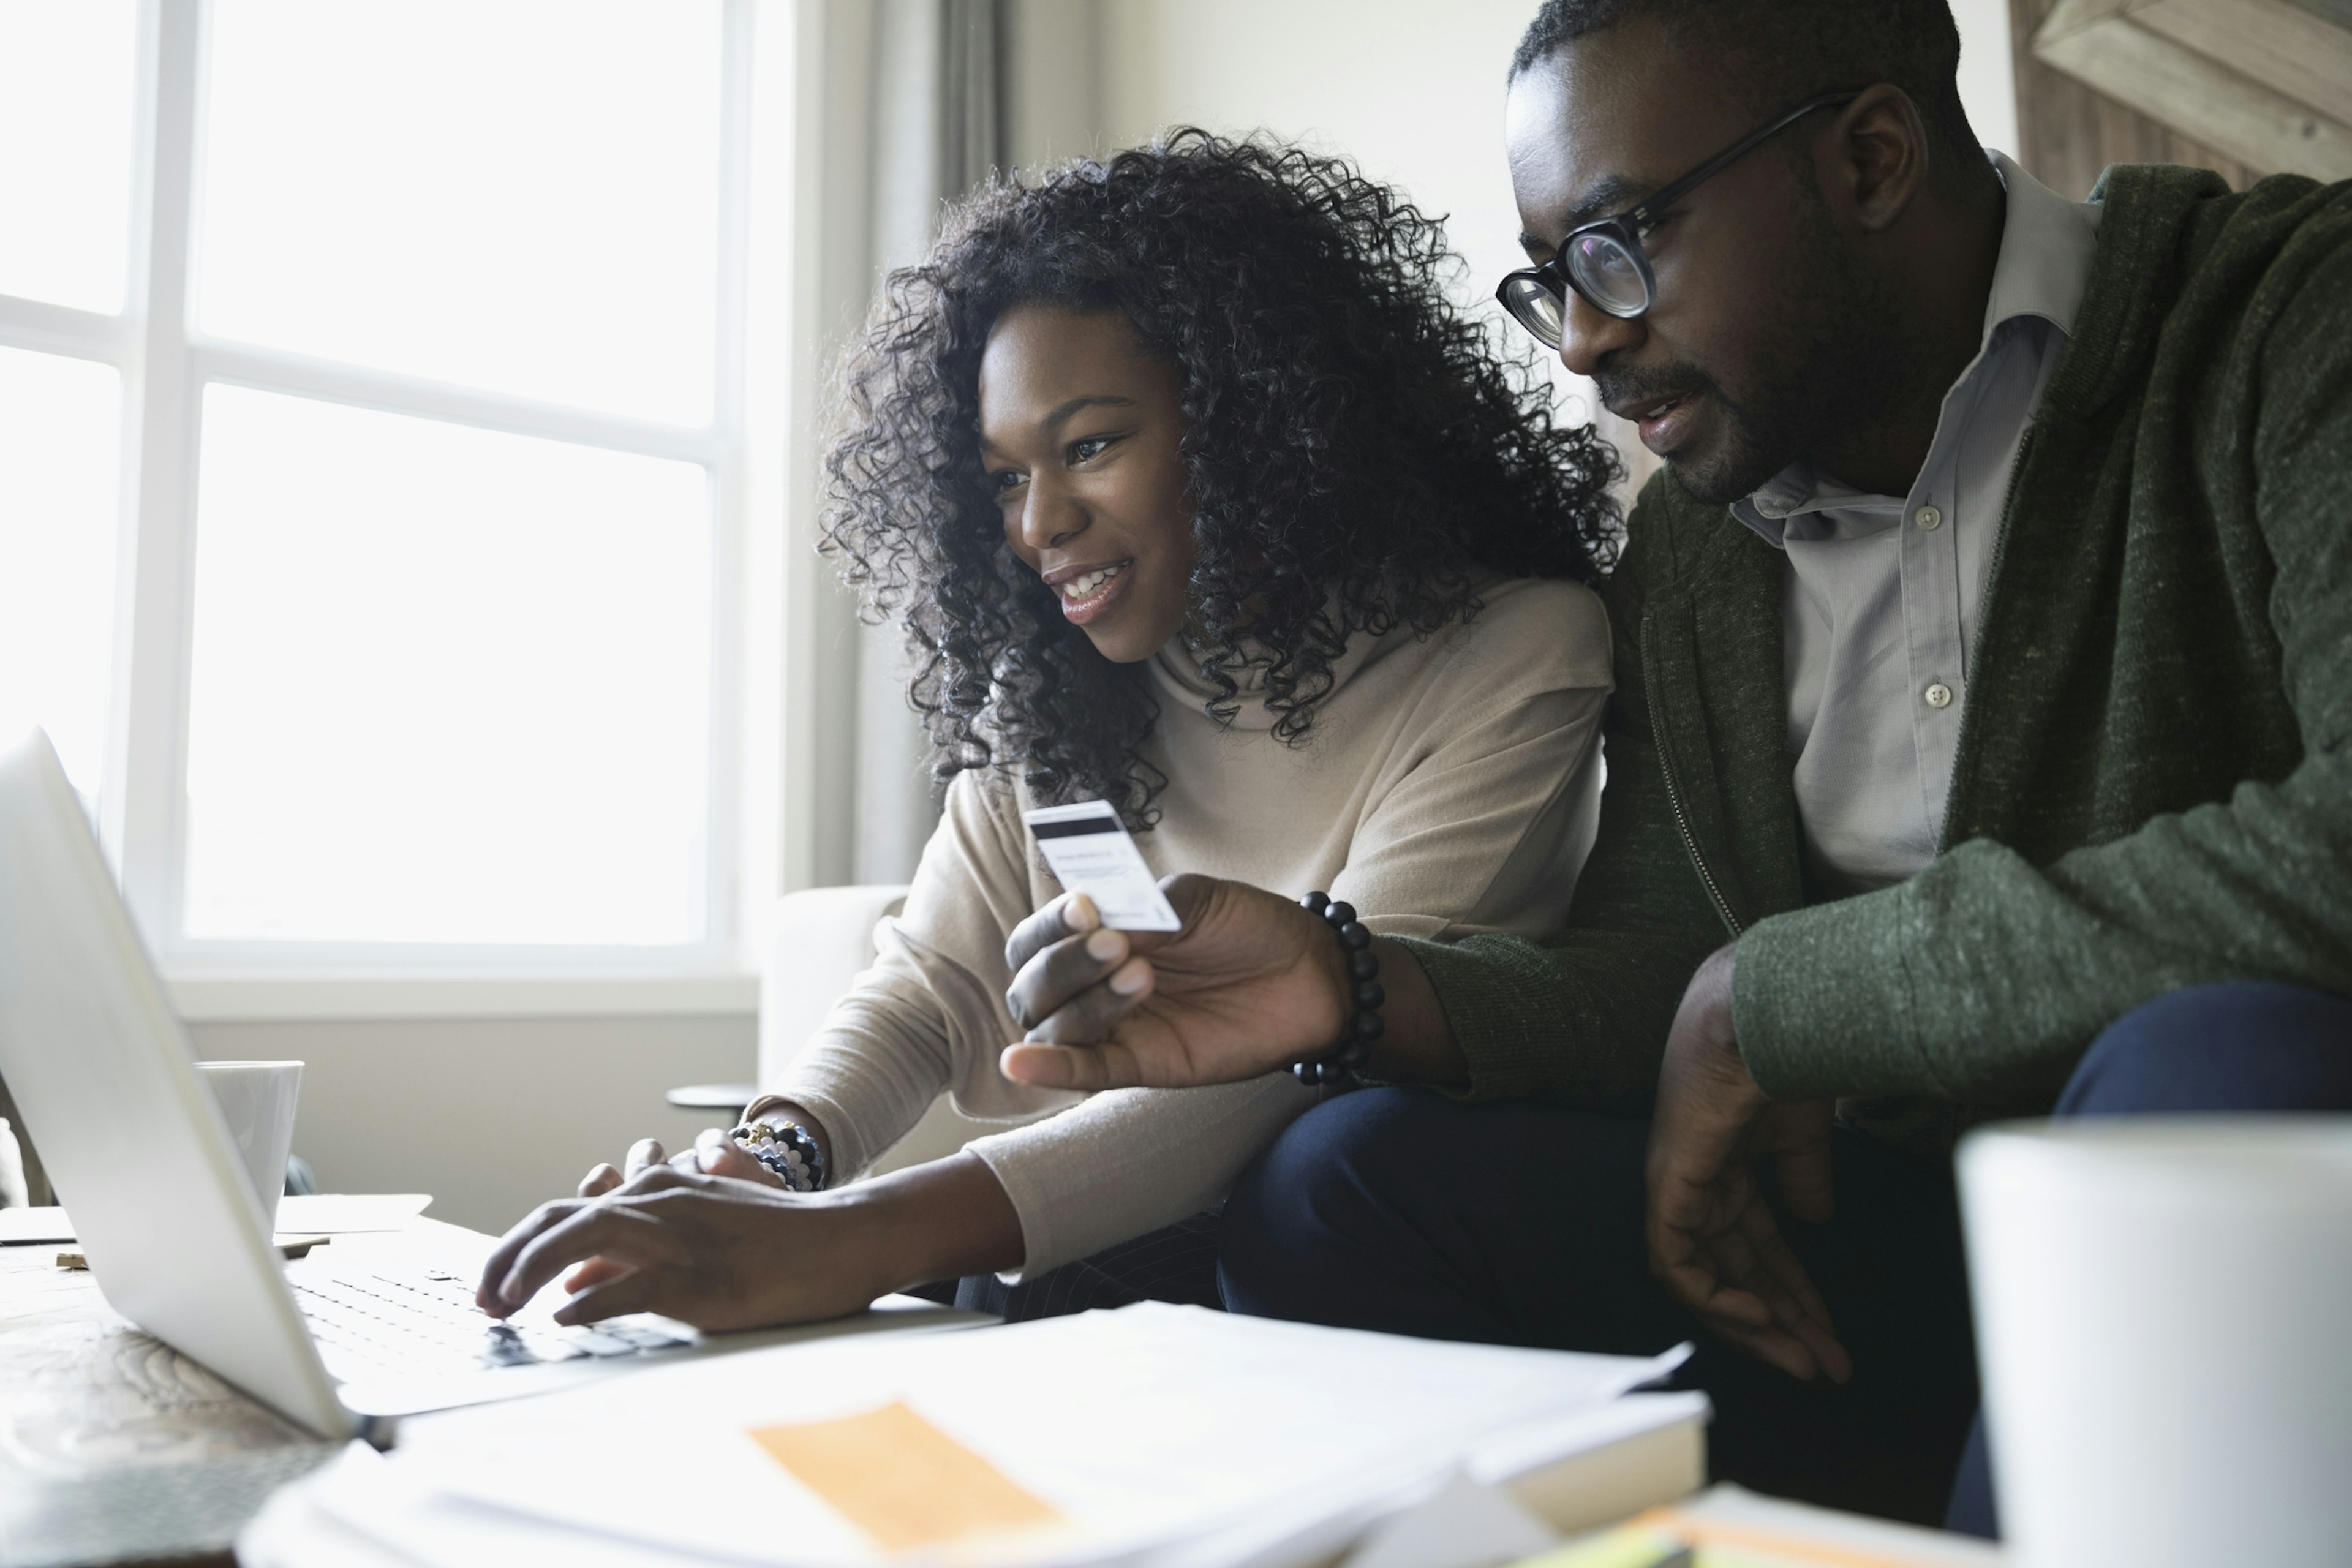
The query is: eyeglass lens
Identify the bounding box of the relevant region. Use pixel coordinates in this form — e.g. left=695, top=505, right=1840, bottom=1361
left=1501, top=230, right=1654, bottom=349
left=1499, top=274, right=1566, bottom=349
left=1568, top=230, right=1650, bottom=318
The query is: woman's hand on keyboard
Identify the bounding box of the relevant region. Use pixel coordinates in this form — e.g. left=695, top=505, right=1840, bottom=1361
left=476, top=1148, right=1022, bottom=1332
left=477, top=1164, right=877, bottom=1330
left=559, top=1133, right=788, bottom=1306
left=576, top=1131, right=780, bottom=1200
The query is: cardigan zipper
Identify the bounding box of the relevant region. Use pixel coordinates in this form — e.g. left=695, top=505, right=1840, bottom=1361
left=1938, top=423, right=2035, bottom=854
left=1659, top=740, right=1744, bottom=938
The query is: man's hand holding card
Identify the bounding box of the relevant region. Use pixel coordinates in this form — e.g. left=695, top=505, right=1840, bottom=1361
left=1000, top=821, right=1350, bottom=1093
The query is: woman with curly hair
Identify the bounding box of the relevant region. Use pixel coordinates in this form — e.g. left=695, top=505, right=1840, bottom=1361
left=481, top=130, right=1619, bottom=1330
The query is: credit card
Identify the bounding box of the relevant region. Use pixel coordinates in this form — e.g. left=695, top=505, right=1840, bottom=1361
left=1022, top=799, right=1183, bottom=932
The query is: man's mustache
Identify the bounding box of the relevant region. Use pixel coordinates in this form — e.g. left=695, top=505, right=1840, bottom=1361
left=1594, top=365, right=1714, bottom=422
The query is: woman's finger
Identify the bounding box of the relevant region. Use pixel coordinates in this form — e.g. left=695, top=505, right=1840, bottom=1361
left=624, top=1138, right=667, bottom=1180
left=475, top=1196, right=587, bottom=1314
left=552, top=1263, right=666, bottom=1326
left=577, top=1163, right=622, bottom=1199
left=563, top=1255, right=634, bottom=1294
left=497, top=1202, right=684, bottom=1308
left=1002, top=892, right=1098, bottom=977
left=1005, top=926, right=1136, bottom=1031
left=695, top=1132, right=781, bottom=1186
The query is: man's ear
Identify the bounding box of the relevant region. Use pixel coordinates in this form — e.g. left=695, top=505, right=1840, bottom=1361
left=1822, top=83, right=1931, bottom=234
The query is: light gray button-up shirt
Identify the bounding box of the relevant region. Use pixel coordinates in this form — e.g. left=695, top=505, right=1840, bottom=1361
left=1731, top=154, right=2102, bottom=895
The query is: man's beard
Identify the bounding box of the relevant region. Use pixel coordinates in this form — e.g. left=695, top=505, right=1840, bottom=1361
left=1602, top=214, right=1909, bottom=507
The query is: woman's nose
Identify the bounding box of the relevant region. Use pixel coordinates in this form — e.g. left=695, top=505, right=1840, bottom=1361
left=1017, top=474, right=1087, bottom=551
left=1556, top=289, right=1643, bottom=379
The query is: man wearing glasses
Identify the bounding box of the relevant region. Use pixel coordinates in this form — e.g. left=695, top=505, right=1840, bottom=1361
left=998, top=0, right=2352, bottom=1529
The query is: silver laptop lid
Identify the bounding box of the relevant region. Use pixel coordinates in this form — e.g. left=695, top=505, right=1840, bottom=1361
left=0, top=729, right=349, bottom=1437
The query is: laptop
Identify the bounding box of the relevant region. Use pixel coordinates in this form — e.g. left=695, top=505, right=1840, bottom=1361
left=0, top=728, right=978, bottom=1441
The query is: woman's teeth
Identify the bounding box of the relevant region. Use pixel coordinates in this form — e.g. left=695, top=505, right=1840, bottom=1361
left=1058, top=563, right=1128, bottom=601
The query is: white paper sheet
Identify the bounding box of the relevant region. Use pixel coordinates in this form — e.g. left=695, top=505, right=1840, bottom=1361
left=1341, top=1476, right=1557, bottom=1568
left=383, top=1303, right=1687, bottom=1568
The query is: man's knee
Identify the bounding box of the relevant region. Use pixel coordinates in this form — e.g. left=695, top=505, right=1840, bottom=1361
left=1219, top=1087, right=1436, bottom=1320
left=2059, top=982, right=2352, bottom=1116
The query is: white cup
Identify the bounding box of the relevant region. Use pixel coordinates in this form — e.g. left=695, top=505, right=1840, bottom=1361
left=195, top=1060, right=304, bottom=1232
left=1958, top=1117, right=2352, bottom=1566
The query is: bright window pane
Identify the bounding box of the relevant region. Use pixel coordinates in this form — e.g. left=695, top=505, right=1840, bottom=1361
left=183, top=387, right=712, bottom=946
left=0, top=0, right=137, bottom=312
left=0, top=345, right=122, bottom=805
left=197, top=0, right=724, bottom=424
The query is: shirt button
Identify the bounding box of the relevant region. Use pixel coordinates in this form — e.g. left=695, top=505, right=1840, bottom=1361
left=1924, top=681, right=1954, bottom=709
left=1914, top=503, right=1943, bottom=529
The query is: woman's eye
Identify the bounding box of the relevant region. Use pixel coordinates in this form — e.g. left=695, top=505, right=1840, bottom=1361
left=990, top=469, right=1026, bottom=495
left=1069, top=436, right=1112, bottom=464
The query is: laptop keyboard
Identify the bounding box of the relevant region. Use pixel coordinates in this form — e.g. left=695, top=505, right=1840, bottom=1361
left=291, top=1265, right=689, bottom=1376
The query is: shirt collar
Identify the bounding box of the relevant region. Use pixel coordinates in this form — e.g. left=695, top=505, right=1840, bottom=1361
left=1980, top=151, right=2102, bottom=343
left=1733, top=150, right=2103, bottom=541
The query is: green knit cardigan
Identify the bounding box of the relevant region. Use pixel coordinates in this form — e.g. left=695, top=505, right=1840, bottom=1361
left=1397, top=164, right=2352, bottom=1149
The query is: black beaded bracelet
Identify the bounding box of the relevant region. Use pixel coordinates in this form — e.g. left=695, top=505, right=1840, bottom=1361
left=1291, top=892, right=1382, bottom=1087
left=728, top=1117, right=828, bottom=1193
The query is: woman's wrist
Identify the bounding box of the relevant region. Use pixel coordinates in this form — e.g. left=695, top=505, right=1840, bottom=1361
left=826, top=1150, right=1025, bottom=1295
left=738, top=1096, right=834, bottom=1179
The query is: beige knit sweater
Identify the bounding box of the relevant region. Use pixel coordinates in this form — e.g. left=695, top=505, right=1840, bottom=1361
left=775, top=576, right=1612, bottom=1278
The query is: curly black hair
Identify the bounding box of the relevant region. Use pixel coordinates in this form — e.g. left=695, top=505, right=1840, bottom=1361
left=821, top=129, right=1621, bottom=824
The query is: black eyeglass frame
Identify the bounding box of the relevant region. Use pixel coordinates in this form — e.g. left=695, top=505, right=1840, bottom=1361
left=1496, top=90, right=1861, bottom=338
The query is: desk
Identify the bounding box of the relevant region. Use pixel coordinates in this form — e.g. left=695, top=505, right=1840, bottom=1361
left=0, top=1218, right=489, bottom=1568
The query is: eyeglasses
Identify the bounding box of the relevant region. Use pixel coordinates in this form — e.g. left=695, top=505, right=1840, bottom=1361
left=1496, top=91, right=1860, bottom=344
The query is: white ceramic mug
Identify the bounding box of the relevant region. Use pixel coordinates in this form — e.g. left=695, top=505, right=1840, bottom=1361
left=195, top=1059, right=304, bottom=1232
left=1958, top=1117, right=2352, bottom=1566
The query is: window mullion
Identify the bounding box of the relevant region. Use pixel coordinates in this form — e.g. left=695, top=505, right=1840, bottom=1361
left=112, top=0, right=202, bottom=946
left=0, top=295, right=135, bottom=366
left=706, top=0, right=757, bottom=960
left=187, top=340, right=729, bottom=467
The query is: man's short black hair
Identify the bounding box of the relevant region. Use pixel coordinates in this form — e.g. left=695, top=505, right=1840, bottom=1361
left=1512, top=0, right=1981, bottom=173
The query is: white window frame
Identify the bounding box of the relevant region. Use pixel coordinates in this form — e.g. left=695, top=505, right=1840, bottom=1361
left=0, top=0, right=811, bottom=1020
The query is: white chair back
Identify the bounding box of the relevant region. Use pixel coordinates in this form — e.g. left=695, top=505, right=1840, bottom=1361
left=756, top=884, right=908, bottom=1088
left=753, top=883, right=998, bottom=1177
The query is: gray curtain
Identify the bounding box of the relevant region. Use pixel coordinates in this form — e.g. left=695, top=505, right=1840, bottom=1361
left=853, top=0, right=1006, bottom=886
left=941, top=0, right=1003, bottom=201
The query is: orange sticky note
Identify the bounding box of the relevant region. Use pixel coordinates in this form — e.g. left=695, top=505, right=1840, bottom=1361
left=749, top=1400, right=1063, bottom=1553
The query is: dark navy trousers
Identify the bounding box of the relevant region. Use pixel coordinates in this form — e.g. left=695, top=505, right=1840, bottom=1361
left=1215, top=982, right=2352, bottom=1533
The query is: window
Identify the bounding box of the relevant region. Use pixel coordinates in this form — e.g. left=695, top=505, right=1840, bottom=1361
left=0, top=1, right=785, bottom=1000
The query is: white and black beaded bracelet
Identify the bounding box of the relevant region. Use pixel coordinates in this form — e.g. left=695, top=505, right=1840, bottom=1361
left=1291, top=891, right=1382, bottom=1087
left=728, top=1116, right=828, bottom=1193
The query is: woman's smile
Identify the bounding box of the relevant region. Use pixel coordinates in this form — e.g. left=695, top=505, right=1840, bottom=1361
left=1046, top=559, right=1134, bottom=622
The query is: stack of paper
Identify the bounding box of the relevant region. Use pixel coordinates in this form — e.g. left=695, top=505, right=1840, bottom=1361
left=1525, top=1484, right=2006, bottom=1567
left=241, top=1303, right=1706, bottom=1568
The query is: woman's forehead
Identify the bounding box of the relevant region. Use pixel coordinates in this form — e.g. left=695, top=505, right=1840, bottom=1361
left=978, top=307, right=1172, bottom=432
